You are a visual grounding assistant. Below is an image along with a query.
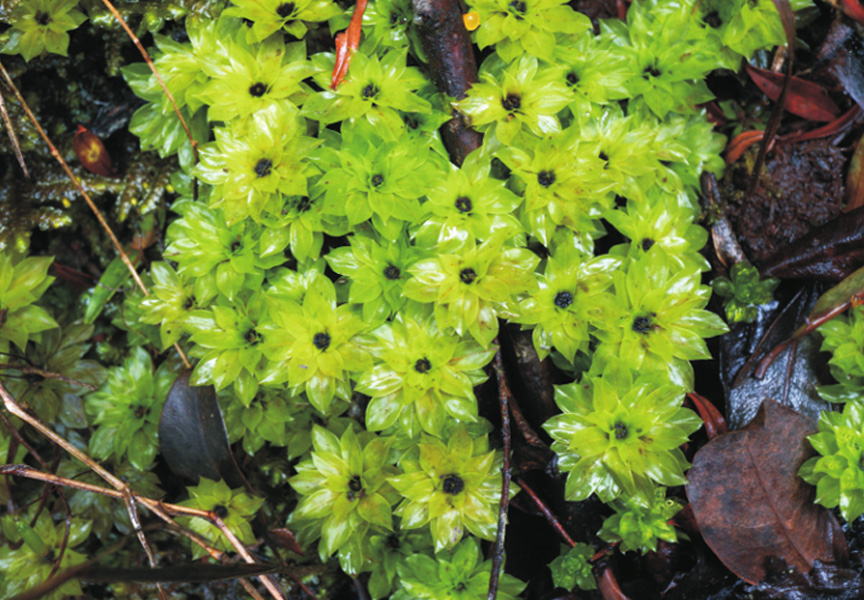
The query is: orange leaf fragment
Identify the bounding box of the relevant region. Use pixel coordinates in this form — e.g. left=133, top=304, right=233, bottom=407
left=330, top=0, right=368, bottom=90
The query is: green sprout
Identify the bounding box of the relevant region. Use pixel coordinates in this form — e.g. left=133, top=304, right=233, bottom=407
left=817, top=305, right=864, bottom=402
left=598, top=485, right=683, bottom=554
left=548, top=543, right=596, bottom=591
left=711, top=261, right=779, bottom=324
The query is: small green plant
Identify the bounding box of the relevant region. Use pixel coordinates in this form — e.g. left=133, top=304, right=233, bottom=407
left=178, top=478, right=264, bottom=559
left=598, top=485, right=683, bottom=554
left=393, top=537, right=526, bottom=600
left=711, top=261, right=779, bottom=324
left=548, top=543, right=596, bottom=591
left=0, top=0, right=86, bottom=61
left=799, top=402, right=864, bottom=522
left=0, top=253, right=57, bottom=356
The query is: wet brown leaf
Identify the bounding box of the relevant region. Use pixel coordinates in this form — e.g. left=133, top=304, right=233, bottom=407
left=687, top=400, right=847, bottom=584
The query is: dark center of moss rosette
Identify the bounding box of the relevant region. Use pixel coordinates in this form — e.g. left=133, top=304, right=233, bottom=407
left=537, top=170, right=556, bottom=187
left=455, top=196, right=472, bottom=213
left=641, top=238, right=655, bottom=251
left=613, top=421, right=628, bottom=440
left=508, top=0, right=526, bottom=18
left=566, top=71, right=579, bottom=86
left=248, top=82, right=268, bottom=97
left=313, top=332, right=331, bottom=351
left=254, top=158, right=273, bottom=178
left=214, top=505, right=229, bottom=518
left=459, top=268, right=477, bottom=284
left=442, top=474, right=465, bottom=495
left=35, top=11, right=51, bottom=25
left=502, top=93, right=521, bottom=112
left=362, top=83, right=380, bottom=99
left=554, top=291, right=573, bottom=309
left=414, top=357, right=432, bottom=373
left=383, top=264, right=401, bottom=280
left=276, top=2, right=294, bottom=18
left=632, top=315, right=653, bottom=334
left=370, top=174, right=384, bottom=187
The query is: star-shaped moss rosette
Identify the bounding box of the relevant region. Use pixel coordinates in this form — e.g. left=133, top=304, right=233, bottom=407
left=816, top=305, right=864, bottom=402
left=364, top=530, right=434, bottom=600
left=650, top=112, right=725, bottom=192
left=711, top=261, right=779, bottom=325
left=305, top=49, right=434, bottom=140
left=576, top=106, right=660, bottom=202
left=361, top=0, right=417, bottom=53
left=591, top=253, right=728, bottom=390
left=0, top=509, right=91, bottom=600
left=224, top=0, right=342, bottom=42
left=598, top=485, right=683, bottom=554
left=354, top=306, right=495, bottom=436
left=313, top=120, right=442, bottom=241
left=184, top=290, right=270, bottom=405
left=392, top=537, right=526, bottom=600
left=456, top=54, right=571, bottom=146
left=799, top=402, right=864, bottom=522
left=0, top=253, right=57, bottom=356
left=466, top=0, right=590, bottom=63
left=198, top=36, right=316, bottom=124
left=195, top=104, right=321, bottom=225
left=698, top=0, right=812, bottom=68
left=612, top=0, right=721, bottom=119
left=0, top=0, right=86, bottom=62
left=5, top=321, right=105, bottom=426
left=553, top=33, right=634, bottom=124
left=390, top=425, right=514, bottom=551
left=413, top=151, right=522, bottom=251
left=544, top=364, right=701, bottom=505
left=402, top=235, right=539, bottom=348
left=289, top=425, right=399, bottom=575
left=604, top=190, right=710, bottom=271
left=221, top=387, right=306, bottom=455
left=512, top=244, right=619, bottom=362
left=164, top=200, right=285, bottom=303
left=326, top=230, right=427, bottom=327
left=178, top=478, right=264, bottom=560
left=138, top=261, right=201, bottom=350
left=496, top=128, right=613, bottom=246
left=259, top=275, right=372, bottom=414
left=85, top=346, right=180, bottom=470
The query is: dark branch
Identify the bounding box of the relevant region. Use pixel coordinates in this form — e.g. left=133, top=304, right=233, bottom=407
left=411, top=0, right=482, bottom=165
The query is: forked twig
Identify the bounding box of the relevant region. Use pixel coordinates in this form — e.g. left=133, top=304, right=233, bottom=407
left=0, top=363, right=98, bottom=391
left=0, top=382, right=284, bottom=600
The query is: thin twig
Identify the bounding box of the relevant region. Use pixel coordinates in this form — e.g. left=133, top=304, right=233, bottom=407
left=0, top=363, right=98, bottom=391
left=0, top=83, right=28, bottom=177
left=515, top=477, right=575, bottom=548
left=97, top=0, right=198, bottom=166
left=488, top=350, right=512, bottom=600
left=0, top=383, right=283, bottom=599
